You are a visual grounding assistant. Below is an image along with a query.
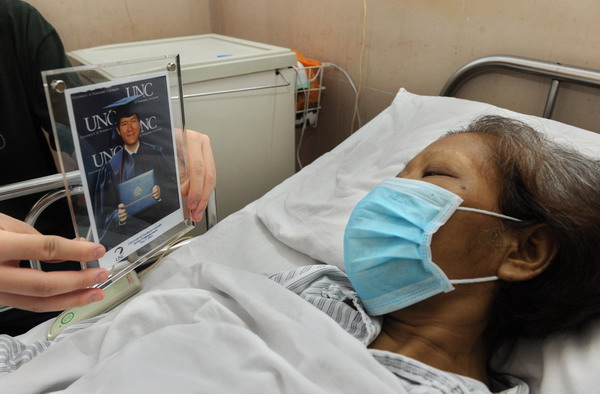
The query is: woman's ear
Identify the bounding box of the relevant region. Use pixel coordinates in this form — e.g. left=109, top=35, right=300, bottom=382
left=497, top=224, right=558, bottom=282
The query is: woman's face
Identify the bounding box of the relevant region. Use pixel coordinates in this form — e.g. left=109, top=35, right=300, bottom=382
left=396, top=132, right=510, bottom=281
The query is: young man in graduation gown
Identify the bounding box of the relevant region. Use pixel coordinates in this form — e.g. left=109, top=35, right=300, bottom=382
left=94, top=96, right=179, bottom=250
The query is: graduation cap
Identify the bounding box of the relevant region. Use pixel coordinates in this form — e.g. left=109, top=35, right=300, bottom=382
left=104, top=94, right=143, bottom=122
left=104, top=94, right=143, bottom=140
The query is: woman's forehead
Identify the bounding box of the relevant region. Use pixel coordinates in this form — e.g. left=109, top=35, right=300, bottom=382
left=411, top=133, right=498, bottom=178
left=423, top=133, right=490, bottom=157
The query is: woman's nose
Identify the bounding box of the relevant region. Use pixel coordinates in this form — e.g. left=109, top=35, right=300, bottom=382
left=395, top=170, right=419, bottom=180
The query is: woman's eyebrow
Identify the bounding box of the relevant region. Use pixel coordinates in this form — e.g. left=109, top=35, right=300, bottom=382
left=423, top=148, right=475, bottom=166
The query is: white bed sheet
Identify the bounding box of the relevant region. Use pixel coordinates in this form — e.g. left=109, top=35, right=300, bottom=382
left=2, top=206, right=405, bottom=393
left=5, top=88, right=600, bottom=393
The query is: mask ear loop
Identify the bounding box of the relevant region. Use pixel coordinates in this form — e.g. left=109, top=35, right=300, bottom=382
left=457, top=207, right=523, bottom=222
left=449, top=207, right=522, bottom=285
left=450, top=276, right=499, bottom=284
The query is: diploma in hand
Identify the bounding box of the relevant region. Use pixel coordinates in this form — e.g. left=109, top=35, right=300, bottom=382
left=117, top=170, right=158, bottom=216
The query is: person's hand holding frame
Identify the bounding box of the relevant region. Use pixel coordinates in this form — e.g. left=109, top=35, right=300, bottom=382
left=0, top=213, right=108, bottom=312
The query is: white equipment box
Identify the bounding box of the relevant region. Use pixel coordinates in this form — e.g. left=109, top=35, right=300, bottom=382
left=69, top=34, right=297, bottom=226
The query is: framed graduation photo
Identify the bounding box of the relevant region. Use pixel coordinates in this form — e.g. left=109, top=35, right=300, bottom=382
left=64, top=72, right=185, bottom=269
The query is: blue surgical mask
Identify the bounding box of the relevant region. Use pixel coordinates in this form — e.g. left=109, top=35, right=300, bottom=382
left=343, top=177, right=522, bottom=316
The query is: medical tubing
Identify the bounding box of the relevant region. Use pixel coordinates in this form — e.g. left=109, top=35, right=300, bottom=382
left=352, top=0, right=368, bottom=133
left=293, top=66, right=311, bottom=170
left=293, top=62, right=362, bottom=169
left=323, top=62, right=362, bottom=129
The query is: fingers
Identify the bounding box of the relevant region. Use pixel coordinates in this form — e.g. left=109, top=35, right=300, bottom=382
left=152, top=185, right=161, bottom=200
left=0, top=288, right=105, bottom=312
left=0, top=266, right=107, bottom=296
left=0, top=213, right=41, bottom=235
left=0, top=215, right=109, bottom=311
left=0, top=266, right=107, bottom=312
left=184, top=131, right=216, bottom=222
left=0, top=230, right=106, bottom=263
left=118, top=203, right=127, bottom=223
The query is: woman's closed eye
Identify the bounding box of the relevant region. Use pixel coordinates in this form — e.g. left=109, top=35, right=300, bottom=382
left=423, top=168, right=455, bottom=178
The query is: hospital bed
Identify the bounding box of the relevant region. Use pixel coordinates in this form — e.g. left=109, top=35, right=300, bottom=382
left=2, top=55, right=600, bottom=393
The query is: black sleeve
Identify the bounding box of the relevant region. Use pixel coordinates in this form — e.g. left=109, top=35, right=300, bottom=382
left=0, top=1, right=72, bottom=215
left=25, top=4, right=73, bottom=134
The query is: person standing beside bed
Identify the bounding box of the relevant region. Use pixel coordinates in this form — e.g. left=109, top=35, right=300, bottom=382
left=0, top=0, right=216, bottom=335
left=272, top=115, right=600, bottom=393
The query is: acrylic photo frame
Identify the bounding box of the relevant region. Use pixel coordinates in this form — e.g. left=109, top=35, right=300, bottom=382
left=42, top=55, right=194, bottom=288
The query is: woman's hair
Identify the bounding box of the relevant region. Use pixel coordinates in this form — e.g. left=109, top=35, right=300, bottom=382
left=452, top=115, right=600, bottom=348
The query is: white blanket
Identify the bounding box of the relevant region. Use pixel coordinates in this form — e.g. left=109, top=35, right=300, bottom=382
left=1, top=215, right=405, bottom=393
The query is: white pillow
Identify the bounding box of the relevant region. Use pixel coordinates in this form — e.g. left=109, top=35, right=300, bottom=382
left=256, top=89, right=600, bottom=394
left=257, top=88, right=600, bottom=269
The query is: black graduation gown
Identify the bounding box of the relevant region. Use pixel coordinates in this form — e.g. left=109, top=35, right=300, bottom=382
left=94, top=141, right=178, bottom=249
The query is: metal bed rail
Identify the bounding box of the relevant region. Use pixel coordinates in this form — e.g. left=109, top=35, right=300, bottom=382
left=0, top=171, right=81, bottom=201
left=440, top=55, right=600, bottom=119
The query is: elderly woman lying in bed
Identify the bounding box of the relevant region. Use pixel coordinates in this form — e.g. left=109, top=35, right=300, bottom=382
left=272, top=115, right=600, bottom=392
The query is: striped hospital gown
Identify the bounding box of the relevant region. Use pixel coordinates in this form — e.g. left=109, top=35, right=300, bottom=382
left=269, top=264, right=529, bottom=394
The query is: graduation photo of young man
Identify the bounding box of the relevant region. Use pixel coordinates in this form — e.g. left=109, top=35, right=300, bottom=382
left=65, top=73, right=184, bottom=266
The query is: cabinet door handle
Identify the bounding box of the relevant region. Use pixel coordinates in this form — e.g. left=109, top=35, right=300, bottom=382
left=174, top=69, right=291, bottom=99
